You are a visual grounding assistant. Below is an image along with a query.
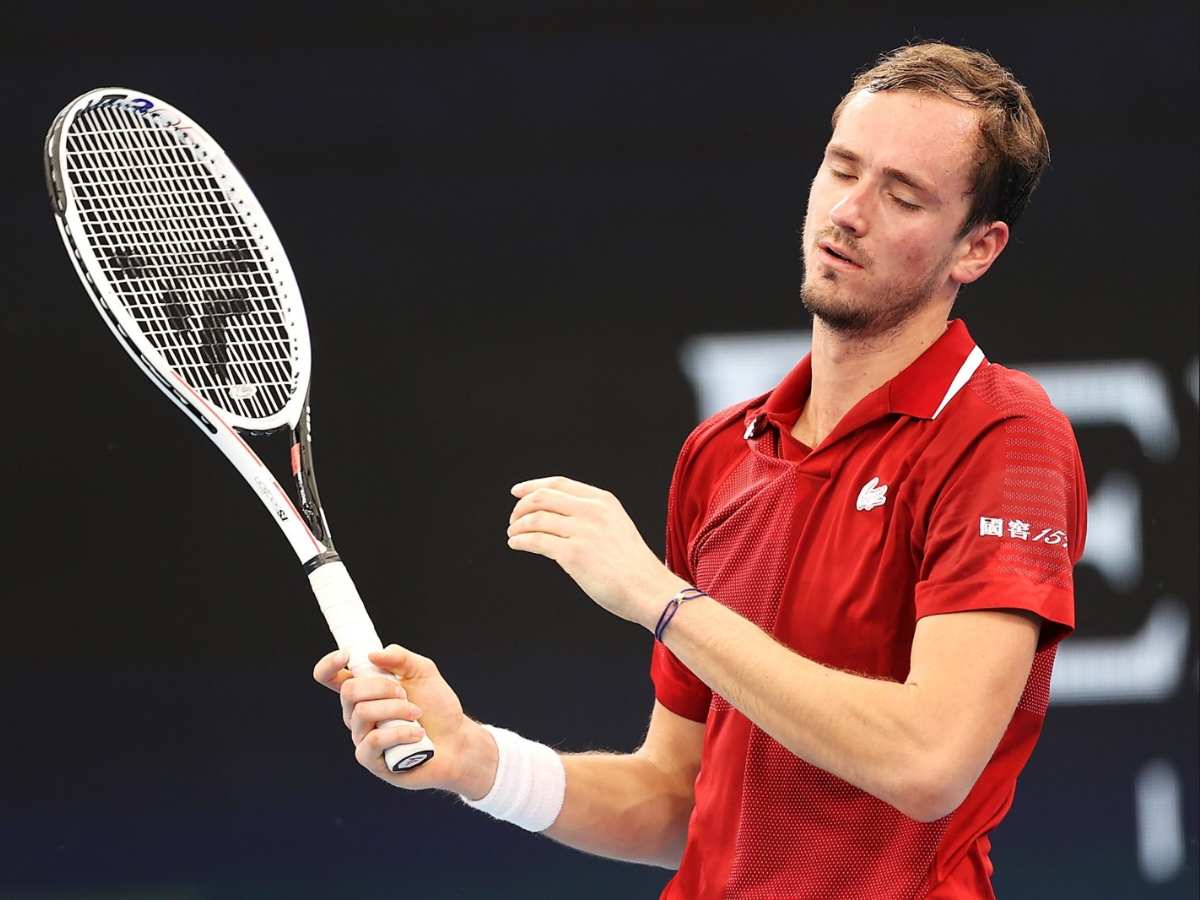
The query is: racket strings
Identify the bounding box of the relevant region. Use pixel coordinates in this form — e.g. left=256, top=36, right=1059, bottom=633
left=69, top=109, right=292, bottom=407
left=68, top=150, right=294, bottom=409
left=64, top=103, right=299, bottom=421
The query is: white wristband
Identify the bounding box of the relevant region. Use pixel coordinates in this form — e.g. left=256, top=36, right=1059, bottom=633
left=459, top=725, right=566, bottom=832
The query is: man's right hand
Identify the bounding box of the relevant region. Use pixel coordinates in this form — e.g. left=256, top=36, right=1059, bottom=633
left=312, top=644, right=498, bottom=798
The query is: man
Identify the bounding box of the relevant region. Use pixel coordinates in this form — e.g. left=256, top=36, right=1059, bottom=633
left=314, top=42, right=1087, bottom=898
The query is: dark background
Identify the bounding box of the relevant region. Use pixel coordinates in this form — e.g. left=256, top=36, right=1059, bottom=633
left=2, top=4, right=1196, bottom=898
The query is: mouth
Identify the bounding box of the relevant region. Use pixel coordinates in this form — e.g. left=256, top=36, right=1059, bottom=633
left=817, top=241, right=863, bottom=270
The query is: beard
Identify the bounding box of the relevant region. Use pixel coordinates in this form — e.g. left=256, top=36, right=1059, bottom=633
left=800, top=229, right=953, bottom=339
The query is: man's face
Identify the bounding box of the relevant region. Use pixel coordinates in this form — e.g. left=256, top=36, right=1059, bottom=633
left=800, top=88, right=982, bottom=336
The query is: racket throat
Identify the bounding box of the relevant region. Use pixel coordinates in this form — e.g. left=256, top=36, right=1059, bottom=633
left=291, top=402, right=333, bottom=547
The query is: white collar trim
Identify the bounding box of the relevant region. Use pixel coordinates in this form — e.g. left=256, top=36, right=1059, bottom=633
left=931, top=345, right=985, bottom=419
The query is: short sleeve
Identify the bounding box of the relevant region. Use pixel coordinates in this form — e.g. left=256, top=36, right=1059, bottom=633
left=914, top=407, right=1087, bottom=650
left=649, top=425, right=714, bottom=722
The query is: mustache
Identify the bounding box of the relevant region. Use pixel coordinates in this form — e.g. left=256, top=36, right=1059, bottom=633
left=804, top=226, right=869, bottom=267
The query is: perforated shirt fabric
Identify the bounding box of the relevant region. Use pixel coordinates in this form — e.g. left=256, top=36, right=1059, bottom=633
left=650, top=320, right=1087, bottom=900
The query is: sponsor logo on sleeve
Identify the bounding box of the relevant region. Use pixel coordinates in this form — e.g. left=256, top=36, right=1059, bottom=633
left=980, top=516, right=1067, bottom=547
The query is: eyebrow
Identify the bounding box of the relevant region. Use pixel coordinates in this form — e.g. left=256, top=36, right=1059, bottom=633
left=826, top=144, right=939, bottom=199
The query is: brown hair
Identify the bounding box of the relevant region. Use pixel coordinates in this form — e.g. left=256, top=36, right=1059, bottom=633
left=831, top=42, right=1049, bottom=234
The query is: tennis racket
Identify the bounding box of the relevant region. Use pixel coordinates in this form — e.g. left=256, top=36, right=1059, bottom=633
left=44, top=87, right=434, bottom=773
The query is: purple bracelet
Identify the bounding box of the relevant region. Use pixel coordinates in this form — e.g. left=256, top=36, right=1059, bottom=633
left=654, top=587, right=708, bottom=642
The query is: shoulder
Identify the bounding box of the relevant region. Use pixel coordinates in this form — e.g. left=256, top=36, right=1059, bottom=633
left=928, top=361, right=1085, bottom=491
left=913, top=361, right=1083, bottom=493
left=946, top=361, right=1078, bottom=455
left=667, top=393, right=767, bottom=519
left=678, top=395, right=762, bottom=458
left=962, top=362, right=1070, bottom=429
left=671, top=392, right=769, bottom=475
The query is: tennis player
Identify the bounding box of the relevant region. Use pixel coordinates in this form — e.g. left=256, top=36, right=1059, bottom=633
left=314, top=42, right=1087, bottom=899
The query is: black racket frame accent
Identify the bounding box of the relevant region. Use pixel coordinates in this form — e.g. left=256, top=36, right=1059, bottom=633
left=292, top=393, right=335, bottom=557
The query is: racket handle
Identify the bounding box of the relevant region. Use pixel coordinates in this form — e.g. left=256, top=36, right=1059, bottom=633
left=308, top=561, right=436, bottom=772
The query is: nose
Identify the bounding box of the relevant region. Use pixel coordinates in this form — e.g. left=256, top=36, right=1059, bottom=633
left=829, top=183, right=869, bottom=237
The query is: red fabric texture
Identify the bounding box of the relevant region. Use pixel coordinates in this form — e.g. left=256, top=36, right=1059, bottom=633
left=650, top=321, right=1087, bottom=899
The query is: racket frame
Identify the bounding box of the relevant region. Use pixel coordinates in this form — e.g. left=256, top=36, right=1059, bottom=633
left=45, top=88, right=326, bottom=563
left=45, top=87, right=435, bottom=772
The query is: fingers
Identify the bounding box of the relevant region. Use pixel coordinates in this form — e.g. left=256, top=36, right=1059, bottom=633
left=507, top=530, right=569, bottom=560
left=506, top=509, right=573, bottom=539
left=508, top=486, right=589, bottom=525
left=340, top=645, right=443, bottom=726
left=354, top=721, right=428, bottom=773
left=339, top=675, right=408, bottom=728
left=324, top=643, right=445, bottom=785
left=511, top=476, right=604, bottom=501
left=313, top=649, right=351, bottom=693
left=349, top=697, right=424, bottom=745
left=367, top=644, right=437, bottom=681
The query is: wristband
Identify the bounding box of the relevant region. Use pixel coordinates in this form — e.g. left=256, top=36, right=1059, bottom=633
left=459, top=725, right=566, bottom=832
left=654, top=586, right=708, bottom=641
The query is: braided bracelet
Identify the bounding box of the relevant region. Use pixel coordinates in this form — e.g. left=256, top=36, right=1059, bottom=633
left=654, top=586, right=709, bottom=641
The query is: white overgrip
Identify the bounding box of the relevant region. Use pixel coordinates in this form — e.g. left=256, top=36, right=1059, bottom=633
left=308, top=561, right=436, bottom=772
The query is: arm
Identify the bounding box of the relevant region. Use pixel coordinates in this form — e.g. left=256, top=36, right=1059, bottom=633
left=543, top=701, right=703, bottom=868
left=314, top=647, right=703, bottom=868
left=657, top=595, right=1038, bottom=822
left=505, top=476, right=1041, bottom=823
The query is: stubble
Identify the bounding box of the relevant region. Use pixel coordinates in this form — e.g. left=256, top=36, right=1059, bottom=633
left=799, top=227, right=953, bottom=339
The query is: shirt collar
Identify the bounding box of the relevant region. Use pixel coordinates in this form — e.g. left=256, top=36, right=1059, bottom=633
left=747, top=319, right=985, bottom=435
left=886, top=319, right=984, bottom=419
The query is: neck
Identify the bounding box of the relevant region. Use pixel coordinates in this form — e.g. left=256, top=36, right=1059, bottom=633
left=792, top=304, right=951, bottom=448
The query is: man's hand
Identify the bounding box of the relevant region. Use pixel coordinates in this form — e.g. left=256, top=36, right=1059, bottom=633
left=312, top=644, right=497, bottom=799
left=506, top=476, right=687, bottom=629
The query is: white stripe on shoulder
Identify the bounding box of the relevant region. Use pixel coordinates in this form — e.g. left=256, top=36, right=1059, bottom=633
left=931, top=345, right=986, bottom=419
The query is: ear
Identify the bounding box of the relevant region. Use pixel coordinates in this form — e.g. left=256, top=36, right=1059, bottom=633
left=950, top=220, right=1009, bottom=286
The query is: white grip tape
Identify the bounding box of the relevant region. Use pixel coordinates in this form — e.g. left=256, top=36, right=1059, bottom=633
left=308, top=561, right=436, bottom=772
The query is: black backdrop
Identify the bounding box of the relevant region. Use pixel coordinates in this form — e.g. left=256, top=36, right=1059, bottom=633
left=2, top=4, right=1196, bottom=899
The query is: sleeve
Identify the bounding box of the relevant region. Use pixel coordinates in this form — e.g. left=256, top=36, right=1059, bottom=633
left=649, top=427, right=714, bottom=723
left=913, top=407, right=1088, bottom=650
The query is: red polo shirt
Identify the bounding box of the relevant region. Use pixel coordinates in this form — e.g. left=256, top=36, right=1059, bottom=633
left=650, top=320, right=1087, bottom=900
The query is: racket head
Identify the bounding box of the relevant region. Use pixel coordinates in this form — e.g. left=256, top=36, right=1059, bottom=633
left=45, top=87, right=311, bottom=433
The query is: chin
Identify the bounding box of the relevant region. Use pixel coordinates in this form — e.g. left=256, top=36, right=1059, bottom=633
left=800, top=281, right=928, bottom=338
left=805, top=302, right=878, bottom=335
left=801, top=280, right=872, bottom=331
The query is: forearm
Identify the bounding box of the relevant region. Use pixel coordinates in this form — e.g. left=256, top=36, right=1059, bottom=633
left=661, top=595, right=937, bottom=819
left=544, top=751, right=693, bottom=868
left=456, top=723, right=693, bottom=868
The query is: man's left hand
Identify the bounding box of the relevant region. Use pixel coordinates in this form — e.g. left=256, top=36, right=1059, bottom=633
left=507, top=476, right=687, bottom=630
